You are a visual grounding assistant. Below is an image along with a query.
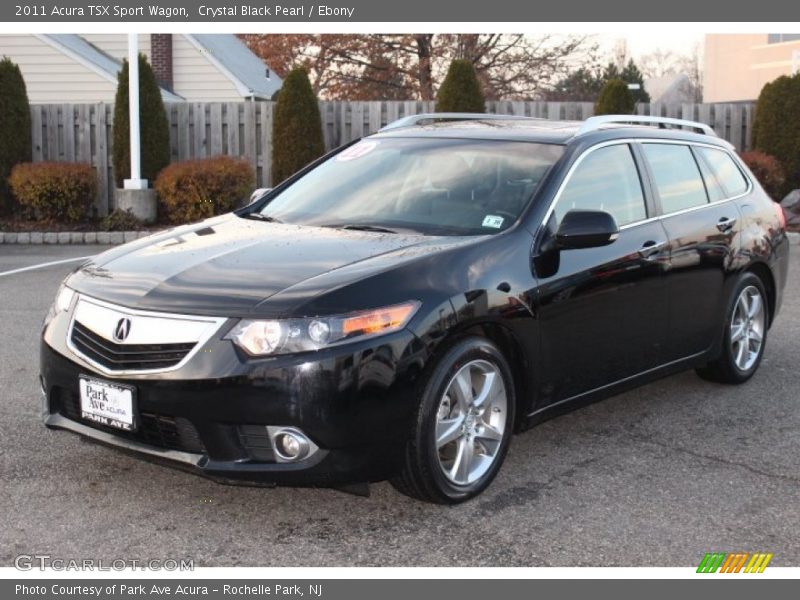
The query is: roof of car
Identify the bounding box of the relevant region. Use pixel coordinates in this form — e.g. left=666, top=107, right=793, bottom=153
left=373, top=118, right=580, bottom=144
left=371, top=116, right=732, bottom=149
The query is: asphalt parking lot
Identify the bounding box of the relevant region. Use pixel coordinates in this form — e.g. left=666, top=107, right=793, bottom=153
left=0, top=244, right=798, bottom=568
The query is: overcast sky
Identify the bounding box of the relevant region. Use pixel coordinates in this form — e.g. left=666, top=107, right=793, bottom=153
left=607, top=32, right=704, bottom=60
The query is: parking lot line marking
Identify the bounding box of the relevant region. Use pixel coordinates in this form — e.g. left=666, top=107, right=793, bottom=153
left=0, top=256, right=92, bottom=278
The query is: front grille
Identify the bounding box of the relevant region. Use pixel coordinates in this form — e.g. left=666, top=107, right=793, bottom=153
left=70, top=321, right=196, bottom=372
left=56, top=388, right=205, bottom=454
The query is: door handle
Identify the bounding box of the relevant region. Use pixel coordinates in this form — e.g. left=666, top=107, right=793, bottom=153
left=716, top=216, right=737, bottom=232
left=638, top=240, right=667, bottom=259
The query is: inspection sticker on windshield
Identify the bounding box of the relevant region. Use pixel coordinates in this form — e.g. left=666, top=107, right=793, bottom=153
left=482, top=215, right=505, bottom=229
left=336, top=140, right=379, bottom=161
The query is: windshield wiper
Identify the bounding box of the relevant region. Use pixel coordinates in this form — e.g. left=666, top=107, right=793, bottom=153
left=339, top=224, right=398, bottom=234
left=243, top=212, right=281, bottom=223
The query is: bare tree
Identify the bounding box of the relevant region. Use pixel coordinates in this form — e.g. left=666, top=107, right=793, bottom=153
left=238, top=34, right=595, bottom=101
left=439, top=34, right=596, bottom=99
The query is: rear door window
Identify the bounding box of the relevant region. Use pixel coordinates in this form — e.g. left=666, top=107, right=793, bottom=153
left=695, top=147, right=749, bottom=198
left=642, top=144, right=709, bottom=214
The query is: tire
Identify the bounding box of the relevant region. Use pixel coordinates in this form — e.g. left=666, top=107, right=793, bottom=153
left=390, top=336, right=515, bottom=504
left=696, top=272, right=769, bottom=384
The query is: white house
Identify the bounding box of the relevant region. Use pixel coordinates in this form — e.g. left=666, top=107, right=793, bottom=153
left=0, top=33, right=282, bottom=103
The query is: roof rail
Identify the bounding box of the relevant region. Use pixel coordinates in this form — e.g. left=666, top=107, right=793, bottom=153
left=380, top=112, right=539, bottom=131
left=576, top=115, right=717, bottom=137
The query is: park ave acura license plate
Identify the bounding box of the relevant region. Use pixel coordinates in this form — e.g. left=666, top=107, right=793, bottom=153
left=78, top=376, right=137, bottom=431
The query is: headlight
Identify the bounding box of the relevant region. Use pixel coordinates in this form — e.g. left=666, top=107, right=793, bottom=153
left=226, top=301, right=420, bottom=356
left=43, top=284, right=76, bottom=328
left=54, top=285, right=76, bottom=313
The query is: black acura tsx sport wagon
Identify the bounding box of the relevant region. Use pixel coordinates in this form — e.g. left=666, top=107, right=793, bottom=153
left=40, top=113, right=789, bottom=503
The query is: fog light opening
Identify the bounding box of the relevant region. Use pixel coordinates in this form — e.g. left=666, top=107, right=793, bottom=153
left=268, top=427, right=317, bottom=462
left=276, top=432, right=304, bottom=459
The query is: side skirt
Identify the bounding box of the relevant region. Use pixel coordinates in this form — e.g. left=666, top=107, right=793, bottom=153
left=521, top=350, right=710, bottom=430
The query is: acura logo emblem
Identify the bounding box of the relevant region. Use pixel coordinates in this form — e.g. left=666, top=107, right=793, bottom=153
left=113, top=318, right=132, bottom=342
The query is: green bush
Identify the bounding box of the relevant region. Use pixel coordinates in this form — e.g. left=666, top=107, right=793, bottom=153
left=0, top=57, right=32, bottom=214
left=753, top=73, right=800, bottom=195
left=112, top=54, right=170, bottom=188
left=619, top=59, right=651, bottom=104
left=740, top=151, right=786, bottom=201
left=101, top=208, right=145, bottom=231
left=594, top=79, right=635, bottom=116
left=271, top=68, right=324, bottom=185
left=8, top=162, right=96, bottom=222
left=436, top=59, right=485, bottom=113
left=154, top=155, right=255, bottom=224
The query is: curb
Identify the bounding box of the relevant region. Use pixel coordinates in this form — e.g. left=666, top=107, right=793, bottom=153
left=0, top=231, right=153, bottom=245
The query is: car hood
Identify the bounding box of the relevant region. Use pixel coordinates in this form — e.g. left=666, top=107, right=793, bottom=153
left=67, top=215, right=475, bottom=316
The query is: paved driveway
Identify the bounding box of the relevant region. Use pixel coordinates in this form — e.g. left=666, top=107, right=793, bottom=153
left=1, top=245, right=798, bottom=567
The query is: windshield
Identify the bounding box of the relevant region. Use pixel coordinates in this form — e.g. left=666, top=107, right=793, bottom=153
left=255, top=137, right=564, bottom=236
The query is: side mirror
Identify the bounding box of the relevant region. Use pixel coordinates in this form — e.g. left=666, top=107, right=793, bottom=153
left=249, top=188, right=272, bottom=205
left=555, top=209, right=619, bottom=250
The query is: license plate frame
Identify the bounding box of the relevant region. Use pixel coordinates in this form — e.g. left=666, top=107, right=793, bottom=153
left=78, top=375, right=137, bottom=432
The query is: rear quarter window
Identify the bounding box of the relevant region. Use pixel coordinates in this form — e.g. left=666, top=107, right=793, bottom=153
left=696, top=147, right=750, bottom=198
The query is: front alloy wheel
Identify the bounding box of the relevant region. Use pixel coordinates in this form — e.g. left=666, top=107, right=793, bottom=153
left=391, top=336, right=515, bottom=504
left=435, top=360, right=507, bottom=486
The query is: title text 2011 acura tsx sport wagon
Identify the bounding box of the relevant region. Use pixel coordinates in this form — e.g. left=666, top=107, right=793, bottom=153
left=40, top=114, right=789, bottom=503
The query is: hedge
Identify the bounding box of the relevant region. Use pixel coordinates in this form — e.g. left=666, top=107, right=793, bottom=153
left=740, top=151, right=785, bottom=201
left=0, top=58, right=32, bottom=214
left=101, top=208, right=145, bottom=231
left=154, top=156, right=255, bottom=223
left=271, top=68, right=325, bottom=184
left=436, top=60, right=485, bottom=113
left=595, top=79, right=635, bottom=116
left=8, top=162, right=97, bottom=222
left=753, top=73, right=800, bottom=196
left=112, top=54, right=170, bottom=187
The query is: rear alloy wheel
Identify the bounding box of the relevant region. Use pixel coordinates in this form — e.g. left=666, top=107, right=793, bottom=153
left=729, top=285, right=766, bottom=372
left=697, top=273, right=768, bottom=384
left=391, top=337, right=515, bottom=504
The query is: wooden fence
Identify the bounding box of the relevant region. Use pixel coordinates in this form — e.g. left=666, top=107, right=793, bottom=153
left=30, top=100, right=756, bottom=216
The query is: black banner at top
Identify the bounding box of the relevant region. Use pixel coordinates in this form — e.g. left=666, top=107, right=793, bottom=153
left=2, top=0, right=798, bottom=22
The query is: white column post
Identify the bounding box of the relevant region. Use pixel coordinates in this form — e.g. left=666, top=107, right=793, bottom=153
left=124, top=33, right=147, bottom=190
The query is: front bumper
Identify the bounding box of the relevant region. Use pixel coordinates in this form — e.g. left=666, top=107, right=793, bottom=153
left=40, top=314, right=426, bottom=486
